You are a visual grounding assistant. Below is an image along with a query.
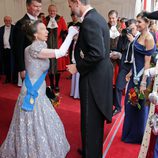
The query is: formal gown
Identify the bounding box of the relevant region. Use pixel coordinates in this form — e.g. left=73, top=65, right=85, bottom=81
left=122, top=38, right=156, bottom=144
left=0, top=41, right=70, bottom=158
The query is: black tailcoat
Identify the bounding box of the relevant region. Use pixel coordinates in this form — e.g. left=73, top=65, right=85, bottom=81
left=0, top=24, right=14, bottom=52
left=75, top=9, right=113, bottom=122
left=13, top=14, right=32, bottom=71
left=74, top=9, right=113, bottom=158
left=0, top=25, right=15, bottom=77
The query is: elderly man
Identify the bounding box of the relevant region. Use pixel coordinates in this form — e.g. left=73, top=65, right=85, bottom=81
left=0, top=16, right=15, bottom=83
left=46, top=4, right=68, bottom=93
left=13, top=0, right=42, bottom=79
left=67, top=0, right=113, bottom=158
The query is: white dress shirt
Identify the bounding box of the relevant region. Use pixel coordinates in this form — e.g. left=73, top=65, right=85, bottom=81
left=3, top=26, right=11, bottom=49
left=27, top=13, right=38, bottom=22
left=80, top=6, right=93, bottom=22
left=110, top=25, right=120, bottom=39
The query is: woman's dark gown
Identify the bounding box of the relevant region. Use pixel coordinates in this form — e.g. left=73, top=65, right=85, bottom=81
left=122, top=38, right=156, bottom=144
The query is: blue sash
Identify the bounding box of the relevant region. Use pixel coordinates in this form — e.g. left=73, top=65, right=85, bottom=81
left=21, top=70, right=47, bottom=111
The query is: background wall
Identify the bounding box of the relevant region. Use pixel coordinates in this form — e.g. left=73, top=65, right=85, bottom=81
left=0, top=0, right=140, bottom=26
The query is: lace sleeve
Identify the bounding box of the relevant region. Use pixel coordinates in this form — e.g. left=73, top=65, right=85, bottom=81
left=30, top=41, right=47, bottom=58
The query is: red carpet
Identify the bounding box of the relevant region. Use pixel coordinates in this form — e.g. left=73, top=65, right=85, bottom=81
left=104, top=109, right=140, bottom=158
left=0, top=72, right=140, bottom=158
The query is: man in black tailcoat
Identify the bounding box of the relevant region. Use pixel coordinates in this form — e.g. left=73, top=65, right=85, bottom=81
left=0, top=16, right=16, bottom=83
left=13, top=0, right=42, bottom=79
left=67, top=0, right=113, bottom=158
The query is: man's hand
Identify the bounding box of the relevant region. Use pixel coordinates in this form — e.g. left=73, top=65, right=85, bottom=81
left=110, top=51, right=122, bottom=60
left=20, top=70, right=26, bottom=80
left=66, top=64, right=78, bottom=75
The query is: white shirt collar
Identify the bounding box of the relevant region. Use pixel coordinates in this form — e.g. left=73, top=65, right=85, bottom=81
left=27, top=13, right=38, bottom=21
left=80, top=7, right=93, bottom=22
left=5, top=25, right=11, bottom=29
left=49, top=16, right=55, bottom=20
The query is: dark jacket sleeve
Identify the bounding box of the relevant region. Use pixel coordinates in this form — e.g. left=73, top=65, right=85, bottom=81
left=76, top=18, right=106, bottom=76
left=0, top=26, right=4, bottom=53
left=13, top=21, right=25, bottom=71
left=10, top=25, right=14, bottom=49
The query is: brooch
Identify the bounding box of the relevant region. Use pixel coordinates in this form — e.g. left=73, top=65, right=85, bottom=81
left=30, top=97, right=34, bottom=105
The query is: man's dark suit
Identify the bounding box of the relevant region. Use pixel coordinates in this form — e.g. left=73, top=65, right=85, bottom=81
left=0, top=25, right=14, bottom=51
left=13, top=14, right=32, bottom=72
left=0, top=24, right=16, bottom=82
left=74, top=9, right=113, bottom=158
left=114, top=35, right=132, bottom=111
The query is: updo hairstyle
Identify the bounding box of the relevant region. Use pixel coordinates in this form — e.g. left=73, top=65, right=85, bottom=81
left=22, top=20, right=42, bottom=41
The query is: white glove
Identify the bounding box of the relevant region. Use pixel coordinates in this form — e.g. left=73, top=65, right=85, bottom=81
left=55, top=26, right=79, bottom=59
left=68, top=26, right=79, bottom=37
left=144, top=67, right=158, bottom=77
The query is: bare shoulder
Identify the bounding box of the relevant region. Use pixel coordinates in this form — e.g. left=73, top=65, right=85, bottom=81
left=145, top=32, right=155, bottom=50
left=146, top=32, right=154, bottom=41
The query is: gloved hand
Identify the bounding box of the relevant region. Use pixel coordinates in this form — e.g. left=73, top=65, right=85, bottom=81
left=68, top=26, right=79, bottom=37
left=55, top=26, right=79, bottom=59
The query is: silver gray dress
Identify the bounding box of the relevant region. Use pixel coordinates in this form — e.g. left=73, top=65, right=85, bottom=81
left=0, top=41, right=70, bottom=158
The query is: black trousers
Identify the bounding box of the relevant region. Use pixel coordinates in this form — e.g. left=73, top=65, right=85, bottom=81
left=80, top=79, right=105, bottom=158
left=3, top=49, right=12, bottom=81
left=3, top=49, right=18, bottom=83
